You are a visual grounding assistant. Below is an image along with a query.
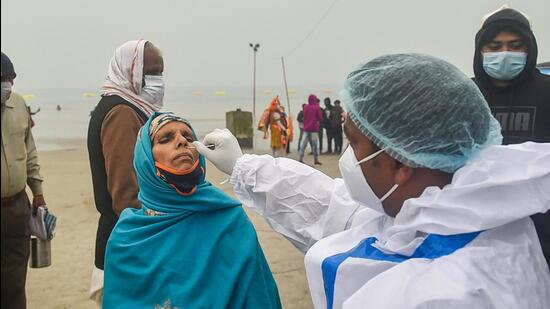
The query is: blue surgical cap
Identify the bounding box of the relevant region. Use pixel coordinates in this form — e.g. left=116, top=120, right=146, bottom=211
left=342, top=53, right=502, bottom=173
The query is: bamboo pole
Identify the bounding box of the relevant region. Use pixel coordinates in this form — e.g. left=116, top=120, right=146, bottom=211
left=281, top=57, right=291, bottom=117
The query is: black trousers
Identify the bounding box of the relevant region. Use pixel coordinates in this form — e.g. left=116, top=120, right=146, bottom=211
left=319, top=128, right=324, bottom=153
left=333, top=126, right=343, bottom=154
left=1, top=191, right=31, bottom=309
left=326, top=127, right=334, bottom=153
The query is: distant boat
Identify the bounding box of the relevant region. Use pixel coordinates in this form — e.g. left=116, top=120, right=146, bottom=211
left=215, top=91, right=226, bottom=96
left=83, top=92, right=96, bottom=98
left=323, top=89, right=333, bottom=94
left=192, top=91, right=204, bottom=96
left=288, top=89, right=297, bottom=96
left=22, top=94, right=36, bottom=100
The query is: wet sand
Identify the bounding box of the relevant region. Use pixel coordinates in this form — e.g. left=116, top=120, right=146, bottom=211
left=26, top=139, right=342, bottom=308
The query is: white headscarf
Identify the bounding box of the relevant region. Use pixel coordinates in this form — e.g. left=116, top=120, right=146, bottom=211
left=101, top=39, right=158, bottom=116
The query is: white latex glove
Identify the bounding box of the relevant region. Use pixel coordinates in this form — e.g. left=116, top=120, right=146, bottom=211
left=192, top=128, right=243, bottom=175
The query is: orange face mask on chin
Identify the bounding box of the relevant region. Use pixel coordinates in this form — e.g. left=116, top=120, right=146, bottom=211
left=155, top=160, right=204, bottom=195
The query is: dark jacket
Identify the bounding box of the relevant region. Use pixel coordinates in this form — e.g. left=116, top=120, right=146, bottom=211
left=473, top=8, right=550, bottom=266
left=297, top=110, right=304, bottom=124
left=303, top=100, right=323, bottom=133
left=87, top=95, right=147, bottom=269
left=473, top=8, right=550, bottom=144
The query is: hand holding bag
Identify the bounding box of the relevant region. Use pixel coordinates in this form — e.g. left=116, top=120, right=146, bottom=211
left=29, top=205, right=57, bottom=240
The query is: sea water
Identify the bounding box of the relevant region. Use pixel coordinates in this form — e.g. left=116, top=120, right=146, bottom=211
left=21, top=86, right=338, bottom=151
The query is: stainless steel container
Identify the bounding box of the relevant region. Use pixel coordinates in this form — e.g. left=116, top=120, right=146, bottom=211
left=29, top=236, right=51, bottom=268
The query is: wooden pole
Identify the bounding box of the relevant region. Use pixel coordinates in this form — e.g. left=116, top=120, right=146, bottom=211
left=249, top=43, right=260, bottom=149
left=281, top=57, right=291, bottom=117
left=253, top=49, right=257, bottom=126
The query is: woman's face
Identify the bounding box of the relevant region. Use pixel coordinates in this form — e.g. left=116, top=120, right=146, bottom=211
left=152, top=121, right=199, bottom=170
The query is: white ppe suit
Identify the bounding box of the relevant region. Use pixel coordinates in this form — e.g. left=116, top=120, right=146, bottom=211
left=230, top=142, right=550, bottom=308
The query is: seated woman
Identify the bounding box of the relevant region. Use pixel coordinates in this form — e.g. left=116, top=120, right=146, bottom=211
left=103, top=113, right=281, bottom=309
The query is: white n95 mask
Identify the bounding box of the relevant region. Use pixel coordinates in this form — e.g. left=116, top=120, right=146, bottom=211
left=338, top=146, right=399, bottom=214
left=141, top=75, right=165, bottom=108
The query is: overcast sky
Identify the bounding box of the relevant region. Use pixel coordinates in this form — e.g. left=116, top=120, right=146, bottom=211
left=2, top=0, right=549, bottom=91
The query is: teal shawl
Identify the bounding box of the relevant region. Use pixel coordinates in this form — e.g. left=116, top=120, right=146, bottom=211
left=103, top=112, right=281, bottom=309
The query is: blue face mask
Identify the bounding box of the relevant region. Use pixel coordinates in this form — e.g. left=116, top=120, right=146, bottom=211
left=482, top=51, right=527, bottom=80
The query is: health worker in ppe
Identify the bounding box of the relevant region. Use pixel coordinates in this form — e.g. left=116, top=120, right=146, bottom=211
left=193, top=53, right=550, bottom=309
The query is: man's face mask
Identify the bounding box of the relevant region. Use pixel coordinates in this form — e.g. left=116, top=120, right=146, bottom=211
left=1, top=81, right=13, bottom=104
left=338, top=146, right=399, bottom=214
left=141, top=75, right=165, bottom=108
left=482, top=51, right=527, bottom=80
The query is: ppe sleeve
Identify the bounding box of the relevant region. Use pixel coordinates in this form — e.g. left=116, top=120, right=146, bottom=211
left=230, top=154, right=363, bottom=253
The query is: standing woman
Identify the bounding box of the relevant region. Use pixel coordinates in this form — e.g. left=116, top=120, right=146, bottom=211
left=103, top=113, right=281, bottom=309
left=264, top=97, right=288, bottom=157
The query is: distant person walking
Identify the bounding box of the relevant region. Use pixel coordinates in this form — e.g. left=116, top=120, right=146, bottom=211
left=87, top=39, right=165, bottom=306
left=323, top=97, right=334, bottom=154
left=296, top=104, right=305, bottom=151
left=299, top=94, right=322, bottom=165
left=330, top=100, right=344, bottom=154
left=2, top=52, right=47, bottom=309
left=318, top=101, right=326, bottom=154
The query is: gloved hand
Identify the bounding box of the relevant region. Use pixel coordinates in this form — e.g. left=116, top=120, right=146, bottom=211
left=192, top=128, right=243, bottom=175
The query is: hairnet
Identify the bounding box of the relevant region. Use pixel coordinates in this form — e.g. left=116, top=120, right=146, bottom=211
left=341, top=53, right=502, bottom=173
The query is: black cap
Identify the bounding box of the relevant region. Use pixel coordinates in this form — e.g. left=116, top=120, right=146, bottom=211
left=1, top=52, right=16, bottom=79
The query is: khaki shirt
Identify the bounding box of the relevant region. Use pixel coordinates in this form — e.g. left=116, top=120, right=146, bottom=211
left=1, top=92, right=43, bottom=198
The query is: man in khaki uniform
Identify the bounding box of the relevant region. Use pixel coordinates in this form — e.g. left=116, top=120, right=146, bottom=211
left=1, top=52, right=46, bottom=309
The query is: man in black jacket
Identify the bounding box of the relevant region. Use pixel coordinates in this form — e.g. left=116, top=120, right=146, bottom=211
left=473, top=6, right=550, bottom=266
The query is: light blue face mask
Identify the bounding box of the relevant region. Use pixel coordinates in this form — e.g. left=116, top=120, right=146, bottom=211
left=483, top=51, right=527, bottom=80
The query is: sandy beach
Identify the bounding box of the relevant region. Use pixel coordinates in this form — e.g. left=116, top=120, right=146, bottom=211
left=26, top=138, right=342, bottom=309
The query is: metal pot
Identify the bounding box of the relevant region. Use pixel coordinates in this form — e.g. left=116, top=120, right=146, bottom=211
left=29, top=236, right=51, bottom=268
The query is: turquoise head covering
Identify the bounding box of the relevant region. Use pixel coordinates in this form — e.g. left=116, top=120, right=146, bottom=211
left=103, top=112, right=281, bottom=309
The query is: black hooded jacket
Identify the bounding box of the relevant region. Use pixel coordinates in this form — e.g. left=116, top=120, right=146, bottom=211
left=473, top=8, right=550, bottom=267
left=473, top=8, right=550, bottom=145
